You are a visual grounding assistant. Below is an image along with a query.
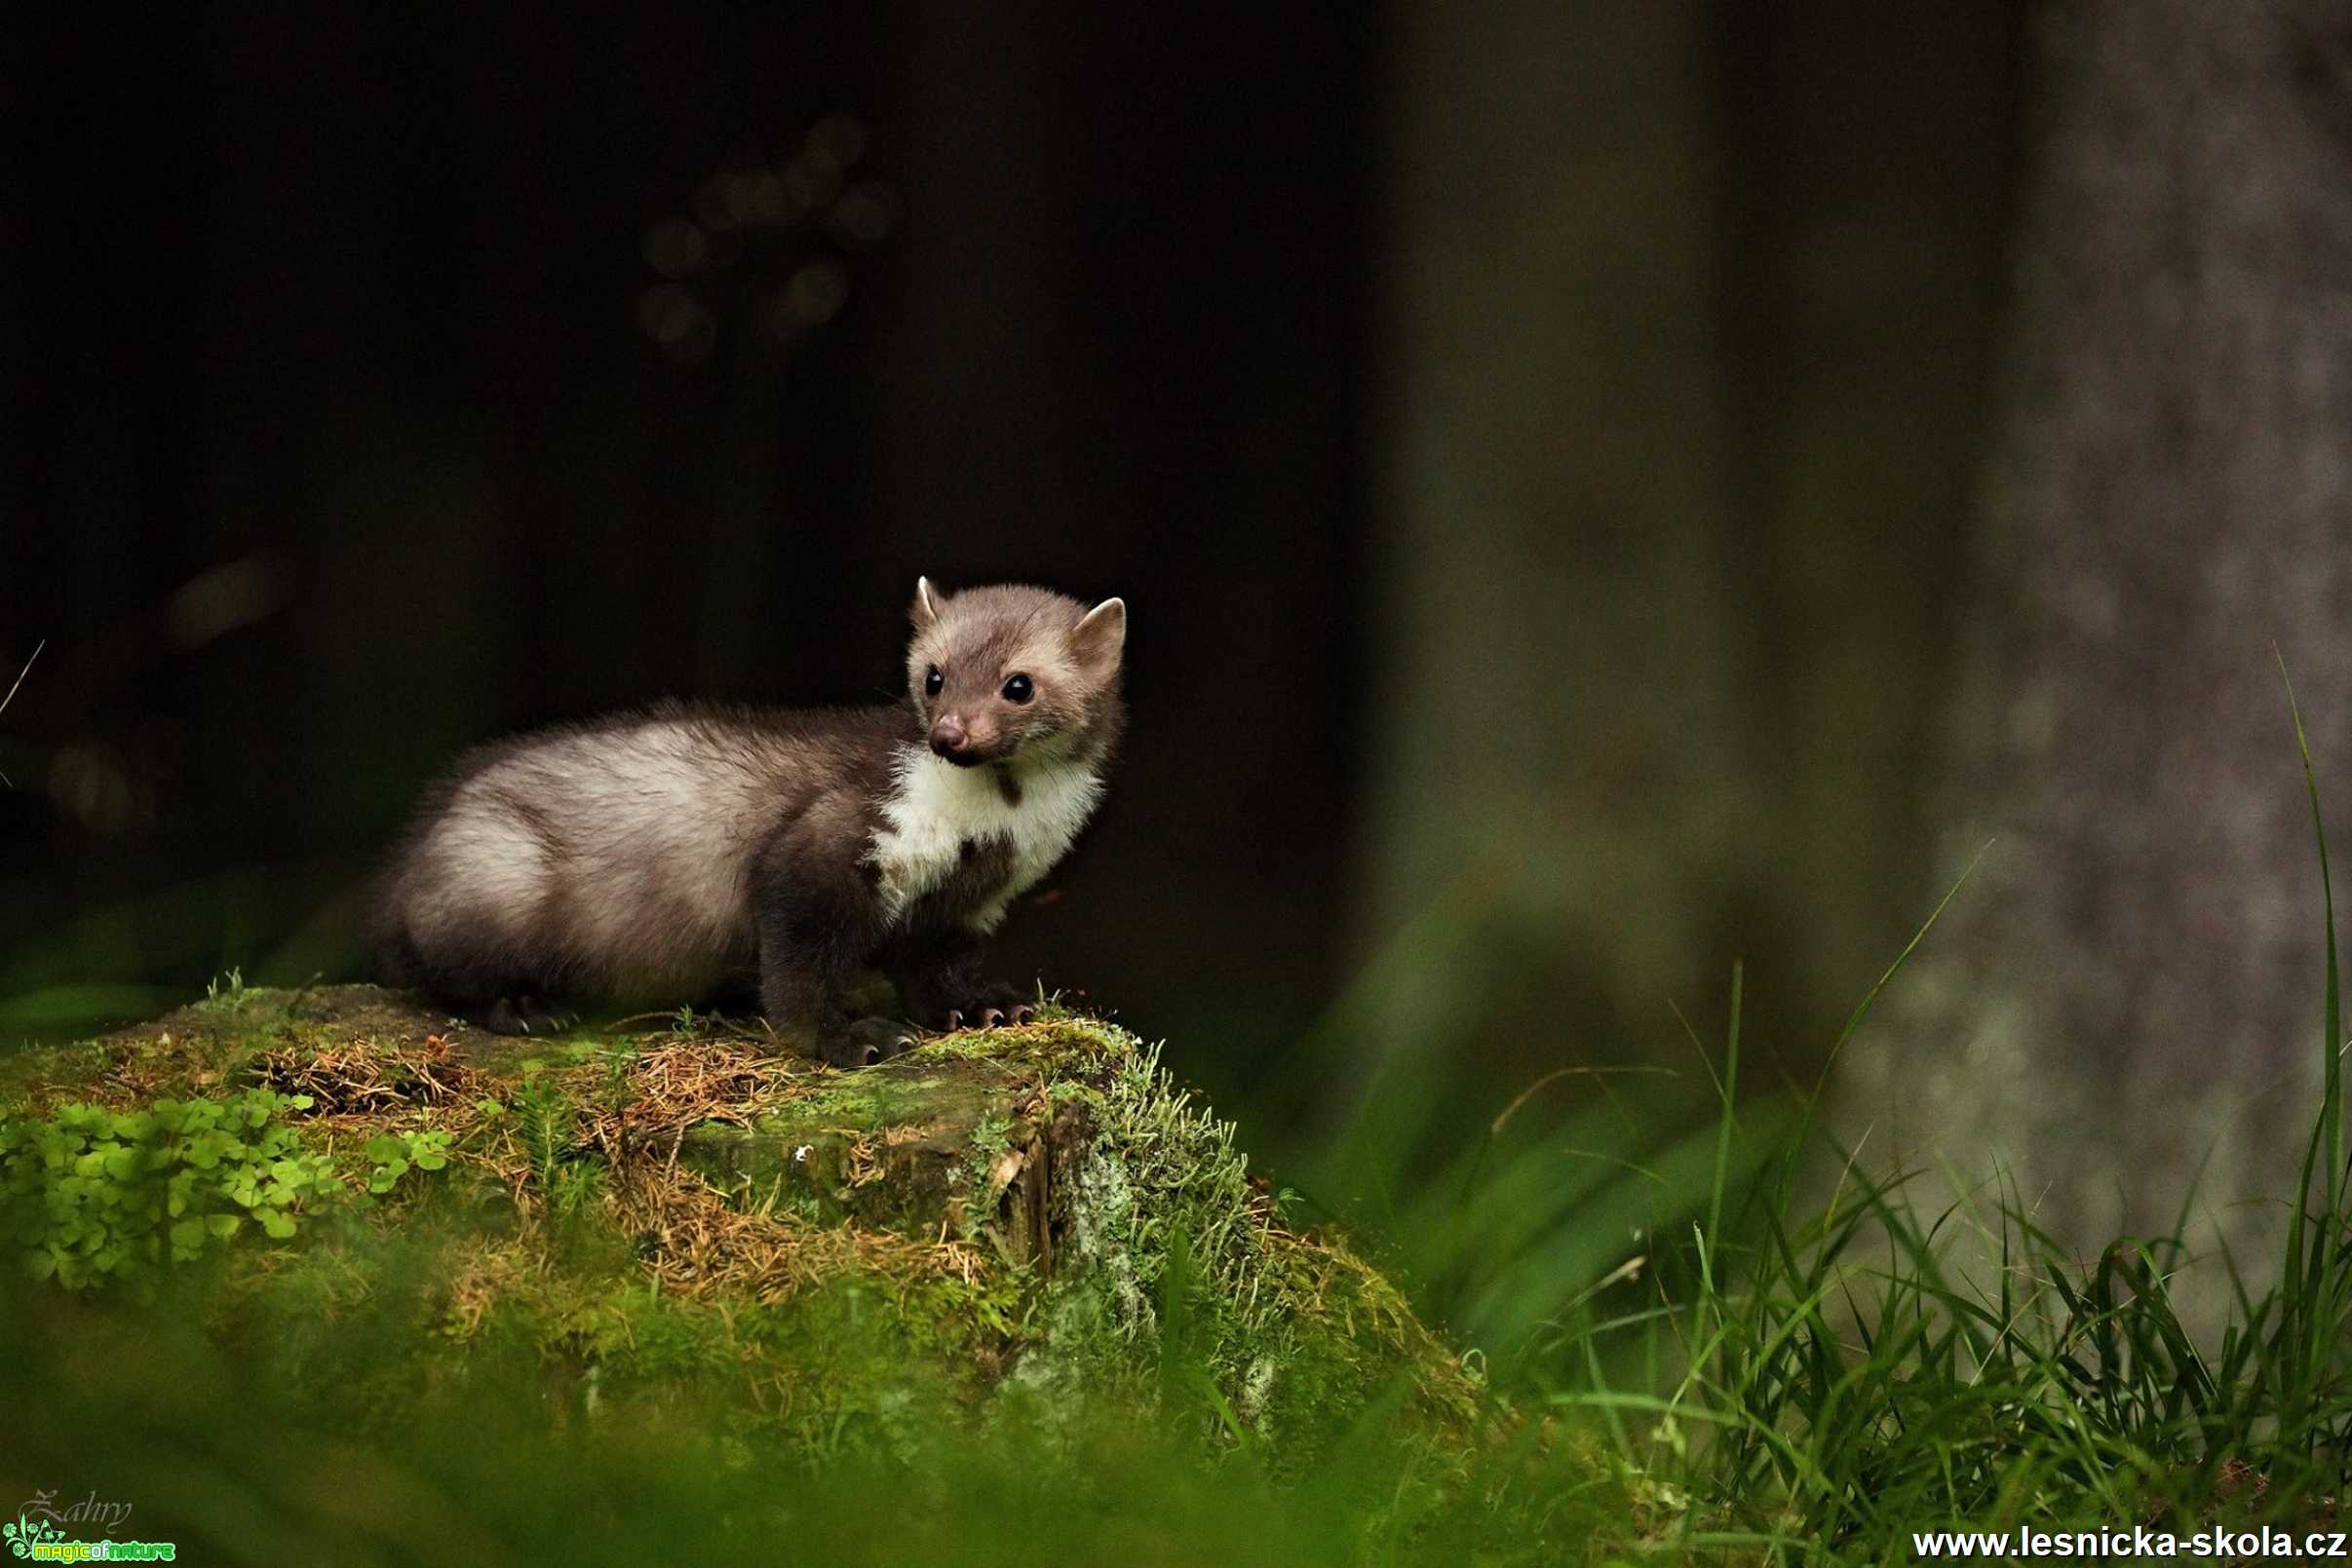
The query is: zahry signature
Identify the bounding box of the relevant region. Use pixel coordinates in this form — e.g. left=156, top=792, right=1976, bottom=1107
left=14, top=1495, right=132, bottom=1535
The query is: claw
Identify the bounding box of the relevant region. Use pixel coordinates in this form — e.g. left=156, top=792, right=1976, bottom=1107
left=981, top=1007, right=1006, bottom=1028
left=832, top=1016, right=919, bottom=1068
left=1011, top=1004, right=1035, bottom=1025
left=946, top=1009, right=966, bottom=1031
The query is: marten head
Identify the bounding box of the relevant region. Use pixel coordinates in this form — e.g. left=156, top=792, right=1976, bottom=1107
left=906, top=578, right=1126, bottom=769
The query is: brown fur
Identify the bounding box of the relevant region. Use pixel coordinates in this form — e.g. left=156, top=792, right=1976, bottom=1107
left=375, top=582, right=1125, bottom=1065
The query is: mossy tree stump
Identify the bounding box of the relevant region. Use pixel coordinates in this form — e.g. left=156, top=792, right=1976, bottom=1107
left=0, top=984, right=1483, bottom=1470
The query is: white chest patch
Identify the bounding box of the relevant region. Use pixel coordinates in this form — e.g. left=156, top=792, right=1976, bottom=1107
left=866, top=746, right=1103, bottom=932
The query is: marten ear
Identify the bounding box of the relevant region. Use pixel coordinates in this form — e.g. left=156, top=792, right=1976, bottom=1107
left=1071, top=595, right=1126, bottom=670
left=912, top=576, right=945, bottom=630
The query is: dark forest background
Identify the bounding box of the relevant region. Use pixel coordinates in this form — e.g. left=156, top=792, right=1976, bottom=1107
left=17, top=1, right=2339, bottom=1270
left=3, top=4, right=1401, bottom=1113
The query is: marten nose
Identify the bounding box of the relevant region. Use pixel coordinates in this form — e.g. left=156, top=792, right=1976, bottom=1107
left=930, top=717, right=969, bottom=758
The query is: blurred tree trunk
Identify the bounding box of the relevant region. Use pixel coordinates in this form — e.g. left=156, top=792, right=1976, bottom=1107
left=1363, top=0, right=1757, bottom=1090
left=1854, top=0, right=2352, bottom=1267
left=1361, top=3, right=2015, bottom=1111
left=1716, top=5, right=2019, bottom=1042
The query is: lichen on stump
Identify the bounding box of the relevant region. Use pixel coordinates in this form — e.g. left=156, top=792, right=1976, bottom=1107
left=0, top=984, right=1484, bottom=1470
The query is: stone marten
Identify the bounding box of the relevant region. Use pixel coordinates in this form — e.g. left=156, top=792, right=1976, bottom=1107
left=375, top=579, right=1125, bottom=1065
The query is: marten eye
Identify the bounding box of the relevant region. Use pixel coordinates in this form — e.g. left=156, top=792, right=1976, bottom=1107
left=1001, top=673, right=1034, bottom=704
left=924, top=666, right=944, bottom=697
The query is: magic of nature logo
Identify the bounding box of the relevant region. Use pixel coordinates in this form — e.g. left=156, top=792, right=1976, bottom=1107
left=5, top=1493, right=174, bottom=1562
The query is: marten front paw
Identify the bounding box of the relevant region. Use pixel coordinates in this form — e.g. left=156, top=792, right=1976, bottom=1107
left=943, top=987, right=1039, bottom=1031
left=482, top=995, right=580, bottom=1036
left=823, top=1016, right=920, bottom=1068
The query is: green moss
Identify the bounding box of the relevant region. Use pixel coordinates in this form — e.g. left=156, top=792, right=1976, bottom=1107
left=2, top=983, right=1492, bottom=1484
left=901, top=1018, right=1131, bottom=1073
left=1006, top=1038, right=1481, bottom=1464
